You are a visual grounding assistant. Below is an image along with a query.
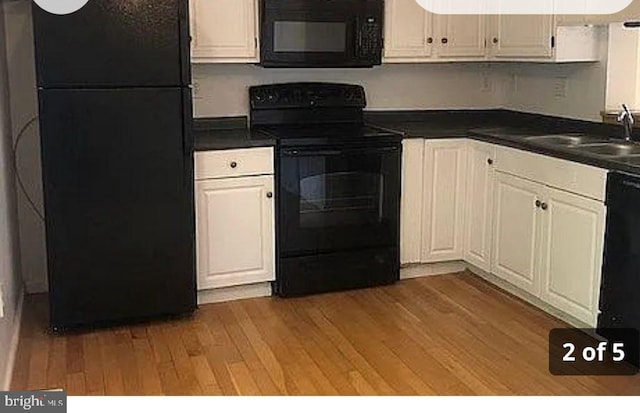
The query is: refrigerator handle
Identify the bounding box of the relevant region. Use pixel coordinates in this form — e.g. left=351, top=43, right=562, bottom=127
left=182, top=87, right=194, bottom=183
left=179, top=0, right=192, bottom=85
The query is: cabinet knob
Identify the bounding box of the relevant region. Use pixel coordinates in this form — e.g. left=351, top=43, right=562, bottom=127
left=492, top=37, right=499, bottom=44
left=266, top=192, right=273, bottom=199
left=230, top=161, right=238, bottom=168
left=487, top=158, right=494, bottom=165
left=541, top=202, right=548, bottom=211
left=426, top=37, right=433, bottom=44
left=441, top=37, right=448, bottom=44
left=535, top=200, right=541, bottom=208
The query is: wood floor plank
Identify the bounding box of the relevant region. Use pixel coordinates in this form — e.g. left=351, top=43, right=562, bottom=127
left=10, top=274, right=640, bottom=396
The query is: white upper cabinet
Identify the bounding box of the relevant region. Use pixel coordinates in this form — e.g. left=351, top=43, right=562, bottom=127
left=436, top=15, right=487, bottom=58
left=421, top=140, right=467, bottom=263
left=190, top=0, right=259, bottom=63
left=539, top=187, right=605, bottom=327
left=384, top=2, right=601, bottom=63
left=488, top=15, right=554, bottom=58
left=384, top=0, right=434, bottom=60
left=464, top=141, right=496, bottom=272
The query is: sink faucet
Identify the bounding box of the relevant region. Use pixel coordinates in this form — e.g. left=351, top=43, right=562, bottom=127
left=618, top=104, right=635, bottom=141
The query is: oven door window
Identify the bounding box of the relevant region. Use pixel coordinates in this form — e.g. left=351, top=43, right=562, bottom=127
left=279, top=146, right=401, bottom=256
left=299, top=170, right=382, bottom=228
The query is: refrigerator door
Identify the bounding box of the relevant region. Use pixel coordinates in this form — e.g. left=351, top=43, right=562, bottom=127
left=32, top=0, right=190, bottom=88
left=39, top=88, right=196, bottom=328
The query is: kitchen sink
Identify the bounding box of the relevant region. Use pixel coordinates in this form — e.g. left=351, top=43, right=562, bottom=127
left=574, top=142, right=640, bottom=157
left=523, top=135, right=609, bottom=146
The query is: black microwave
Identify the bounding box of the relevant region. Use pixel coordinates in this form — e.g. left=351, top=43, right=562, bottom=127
left=259, top=0, right=383, bottom=68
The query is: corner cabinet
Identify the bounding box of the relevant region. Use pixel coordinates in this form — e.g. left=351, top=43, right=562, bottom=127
left=421, top=140, right=467, bottom=262
left=194, top=148, right=275, bottom=290
left=463, top=141, right=496, bottom=272
left=190, top=0, right=259, bottom=63
left=400, top=138, right=607, bottom=327
left=488, top=15, right=554, bottom=59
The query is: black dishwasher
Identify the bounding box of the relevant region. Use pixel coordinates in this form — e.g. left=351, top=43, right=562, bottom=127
left=598, top=172, right=640, bottom=346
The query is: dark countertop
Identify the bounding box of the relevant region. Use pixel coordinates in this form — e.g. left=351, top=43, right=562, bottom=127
left=194, top=110, right=640, bottom=176
left=364, top=110, right=640, bottom=176
left=193, top=117, right=275, bottom=151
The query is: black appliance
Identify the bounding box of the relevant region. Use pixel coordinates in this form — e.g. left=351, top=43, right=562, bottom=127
left=598, top=172, right=640, bottom=345
left=259, top=0, right=383, bottom=68
left=250, top=83, right=402, bottom=296
left=32, top=0, right=196, bottom=329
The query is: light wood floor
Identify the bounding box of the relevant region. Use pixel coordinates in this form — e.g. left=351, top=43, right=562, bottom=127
left=10, top=272, right=640, bottom=395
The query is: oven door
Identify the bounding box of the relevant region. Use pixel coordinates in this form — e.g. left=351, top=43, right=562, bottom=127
left=278, top=144, right=401, bottom=257
left=260, top=0, right=381, bottom=68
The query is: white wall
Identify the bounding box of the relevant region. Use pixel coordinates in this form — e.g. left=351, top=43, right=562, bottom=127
left=497, top=61, right=608, bottom=122
left=193, top=63, right=502, bottom=117
left=0, top=0, right=24, bottom=391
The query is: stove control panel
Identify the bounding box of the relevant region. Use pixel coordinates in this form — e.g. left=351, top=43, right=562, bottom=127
left=250, top=83, right=366, bottom=109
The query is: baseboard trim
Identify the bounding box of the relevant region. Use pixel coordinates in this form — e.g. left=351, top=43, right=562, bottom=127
left=466, top=263, right=590, bottom=329
left=197, top=282, right=272, bottom=305
left=2, top=290, right=24, bottom=391
left=400, top=261, right=467, bottom=280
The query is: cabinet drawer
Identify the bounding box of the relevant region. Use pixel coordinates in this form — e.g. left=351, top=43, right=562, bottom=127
left=195, top=147, right=274, bottom=180
left=495, top=146, right=607, bottom=201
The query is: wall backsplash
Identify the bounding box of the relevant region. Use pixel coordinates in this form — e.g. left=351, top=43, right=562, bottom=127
left=192, top=63, right=503, bottom=118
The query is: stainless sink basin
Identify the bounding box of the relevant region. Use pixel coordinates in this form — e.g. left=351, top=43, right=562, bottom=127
left=523, top=135, right=609, bottom=146
left=574, top=143, right=640, bottom=157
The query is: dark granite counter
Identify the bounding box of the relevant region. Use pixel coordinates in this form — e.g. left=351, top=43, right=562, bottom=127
left=194, top=110, right=640, bottom=176
left=364, top=109, right=640, bottom=176
left=194, top=117, right=275, bottom=151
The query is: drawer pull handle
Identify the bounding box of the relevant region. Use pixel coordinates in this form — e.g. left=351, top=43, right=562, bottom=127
left=266, top=192, right=273, bottom=199
left=230, top=161, right=238, bottom=168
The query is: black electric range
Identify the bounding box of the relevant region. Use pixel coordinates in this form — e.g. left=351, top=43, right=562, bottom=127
left=249, top=82, right=403, bottom=297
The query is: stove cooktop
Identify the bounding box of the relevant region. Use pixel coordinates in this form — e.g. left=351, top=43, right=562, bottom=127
left=253, top=123, right=404, bottom=146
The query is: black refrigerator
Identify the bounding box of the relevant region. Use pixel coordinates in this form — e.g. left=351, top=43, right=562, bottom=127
left=32, top=0, right=196, bottom=329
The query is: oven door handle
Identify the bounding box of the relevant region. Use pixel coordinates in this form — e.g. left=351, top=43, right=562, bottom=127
left=282, top=146, right=399, bottom=157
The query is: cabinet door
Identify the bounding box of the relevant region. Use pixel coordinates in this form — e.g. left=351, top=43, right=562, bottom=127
left=400, top=139, right=424, bottom=265
left=492, top=172, right=543, bottom=295
left=384, top=0, right=434, bottom=59
left=539, top=188, right=605, bottom=327
left=196, top=175, right=275, bottom=290
left=436, top=15, right=486, bottom=58
left=464, top=141, right=496, bottom=272
left=190, top=0, right=258, bottom=62
left=489, top=15, right=554, bottom=58
left=421, top=140, right=467, bottom=262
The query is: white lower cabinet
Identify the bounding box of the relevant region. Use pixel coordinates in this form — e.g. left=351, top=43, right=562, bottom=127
left=491, top=171, right=544, bottom=296
left=421, top=140, right=467, bottom=262
left=400, top=138, right=607, bottom=327
left=400, top=139, right=425, bottom=265
left=463, top=141, right=496, bottom=272
left=539, top=187, right=605, bottom=326
left=195, top=148, right=275, bottom=291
